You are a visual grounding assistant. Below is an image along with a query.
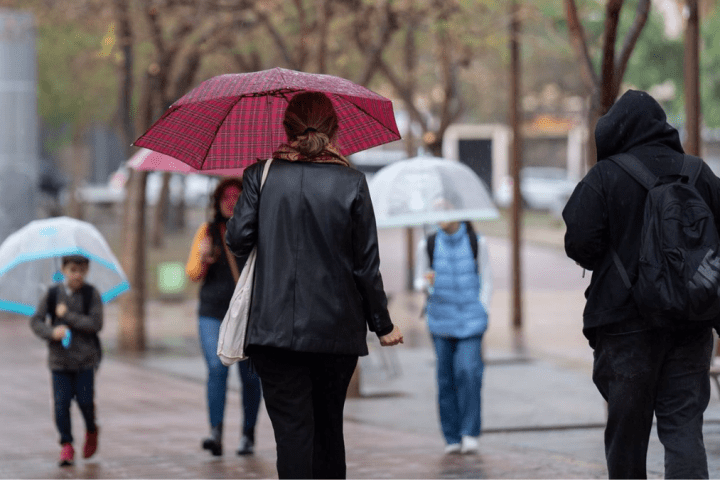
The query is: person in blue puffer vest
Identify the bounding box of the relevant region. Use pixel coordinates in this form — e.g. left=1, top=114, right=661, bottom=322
left=415, top=219, right=493, bottom=455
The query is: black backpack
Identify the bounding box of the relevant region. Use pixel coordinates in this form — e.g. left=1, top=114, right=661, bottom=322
left=609, top=153, right=720, bottom=322
left=426, top=221, right=479, bottom=269
left=47, top=284, right=102, bottom=361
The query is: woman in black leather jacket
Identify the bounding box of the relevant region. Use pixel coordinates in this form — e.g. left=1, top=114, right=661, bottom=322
left=226, top=91, right=403, bottom=479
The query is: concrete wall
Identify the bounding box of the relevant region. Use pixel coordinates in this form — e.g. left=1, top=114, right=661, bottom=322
left=0, top=10, right=37, bottom=242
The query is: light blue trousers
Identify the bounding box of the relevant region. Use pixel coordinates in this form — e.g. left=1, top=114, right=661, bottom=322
left=432, top=334, right=484, bottom=445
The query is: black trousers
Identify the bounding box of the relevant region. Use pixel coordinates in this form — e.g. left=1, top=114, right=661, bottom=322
left=592, top=322, right=713, bottom=479
left=248, top=346, right=358, bottom=479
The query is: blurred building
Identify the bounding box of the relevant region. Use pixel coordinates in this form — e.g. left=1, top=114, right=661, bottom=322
left=0, top=9, right=38, bottom=243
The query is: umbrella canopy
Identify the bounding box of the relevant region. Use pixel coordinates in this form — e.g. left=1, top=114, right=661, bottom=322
left=128, top=148, right=246, bottom=177
left=0, top=217, right=129, bottom=315
left=368, top=156, right=500, bottom=228
left=133, top=67, right=401, bottom=172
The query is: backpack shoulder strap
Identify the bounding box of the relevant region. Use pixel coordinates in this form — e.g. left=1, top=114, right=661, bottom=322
left=426, top=233, right=437, bottom=267
left=80, top=284, right=94, bottom=315
left=46, top=285, right=59, bottom=321
left=680, top=155, right=704, bottom=186
left=608, top=153, right=657, bottom=190
left=464, top=221, right=479, bottom=261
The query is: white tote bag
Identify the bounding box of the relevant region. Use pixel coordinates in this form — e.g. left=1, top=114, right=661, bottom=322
left=217, top=159, right=273, bottom=366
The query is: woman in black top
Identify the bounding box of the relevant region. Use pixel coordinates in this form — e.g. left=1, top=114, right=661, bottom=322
left=186, top=178, right=261, bottom=456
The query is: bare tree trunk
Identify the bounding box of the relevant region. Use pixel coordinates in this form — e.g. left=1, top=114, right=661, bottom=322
left=65, top=143, right=89, bottom=220
left=116, top=0, right=133, bottom=162
left=175, top=179, right=186, bottom=231
left=684, top=0, right=701, bottom=156
left=509, top=0, right=525, bottom=354
left=586, top=94, right=601, bottom=167
left=118, top=168, right=148, bottom=352
left=152, top=172, right=172, bottom=247
left=118, top=67, right=156, bottom=353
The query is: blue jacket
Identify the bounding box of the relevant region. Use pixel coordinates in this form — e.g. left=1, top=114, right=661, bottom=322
left=414, top=223, right=492, bottom=338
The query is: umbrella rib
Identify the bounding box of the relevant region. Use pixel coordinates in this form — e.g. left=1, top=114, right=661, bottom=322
left=339, top=95, right=401, bottom=140
left=195, top=89, right=299, bottom=169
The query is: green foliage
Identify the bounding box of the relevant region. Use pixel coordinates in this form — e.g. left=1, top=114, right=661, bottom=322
left=36, top=20, right=117, bottom=143
left=701, top=10, right=720, bottom=127
left=622, top=7, right=684, bottom=121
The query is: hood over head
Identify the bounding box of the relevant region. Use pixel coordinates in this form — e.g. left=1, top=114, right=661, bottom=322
left=595, top=89, right=683, bottom=161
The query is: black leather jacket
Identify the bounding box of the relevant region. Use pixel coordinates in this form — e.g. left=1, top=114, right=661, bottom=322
left=226, top=159, right=394, bottom=356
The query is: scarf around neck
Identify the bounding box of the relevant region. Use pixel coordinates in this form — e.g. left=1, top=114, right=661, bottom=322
left=272, top=141, right=350, bottom=167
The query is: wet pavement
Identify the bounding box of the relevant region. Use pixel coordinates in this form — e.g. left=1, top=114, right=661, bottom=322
left=4, top=232, right=720, bottom=478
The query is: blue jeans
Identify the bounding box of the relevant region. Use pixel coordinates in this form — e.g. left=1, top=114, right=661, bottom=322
left=52, top=369, right=96, bottom=445
left=198, top=316, right=262, bottom=437
left=432, top=334, right=484, bottom=445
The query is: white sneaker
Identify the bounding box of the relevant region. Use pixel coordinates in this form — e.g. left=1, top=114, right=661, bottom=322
left=444, top=443, right=461, bottom=454
left=461, top=436, right=478, bottom=454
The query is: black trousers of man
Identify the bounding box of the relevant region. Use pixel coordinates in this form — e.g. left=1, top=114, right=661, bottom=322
left=248, top=345, right=358, bottom=479
left=592, top=320, right=713, bottom=479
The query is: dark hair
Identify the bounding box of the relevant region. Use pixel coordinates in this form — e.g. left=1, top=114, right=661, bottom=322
left=211, top=177, right=243, bottom=224
left=207, top=177, right=243, bottom=248
left=62, top=255, right=89, bottom=267
left=283, top=92, right=339, bottom=157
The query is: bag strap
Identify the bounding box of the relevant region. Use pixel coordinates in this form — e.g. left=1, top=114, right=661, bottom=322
left=426, top=233, right=437, bottom=267
left=607, top=153, right=653, bottom=290
left=222, top=236, right=240, bottom=283
left=608, top=153, right=656, bottom=190
left=464, top=221, right=479, bottom=263
left=222, top=158, right=274, bottom=282
left=680, top=154, right=703, bottom=185
left=47, top=285, right=58, bottom=323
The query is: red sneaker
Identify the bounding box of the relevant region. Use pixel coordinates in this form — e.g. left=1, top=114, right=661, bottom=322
left=83, top=429, right=99, bottom=459
left=59, top=443, right=74, bottom=466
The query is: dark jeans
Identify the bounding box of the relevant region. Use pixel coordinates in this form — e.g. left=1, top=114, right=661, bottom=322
left=248, top=346, right=358, bottom=479
left=52, top=369, right=97, bottom=445
left=592, top=322, right=713, bottom=479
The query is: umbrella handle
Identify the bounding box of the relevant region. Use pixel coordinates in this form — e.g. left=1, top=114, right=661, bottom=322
left=61, top=329, right=72, bottom=349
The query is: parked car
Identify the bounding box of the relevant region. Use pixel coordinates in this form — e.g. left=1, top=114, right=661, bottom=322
left=78, top=167, right=218, bottom=207
left=495, top=167, right=577, bottom=213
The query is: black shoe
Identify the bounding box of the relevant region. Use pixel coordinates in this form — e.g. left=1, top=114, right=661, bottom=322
left=201, top=424, right=223, bottom=456
left=236, top=435, right=254, bottom=456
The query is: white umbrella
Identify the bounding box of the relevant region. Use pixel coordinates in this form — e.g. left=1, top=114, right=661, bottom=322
left=0, top=216, right=129, bottom=315
left=368, top=156, right=499, bottom=228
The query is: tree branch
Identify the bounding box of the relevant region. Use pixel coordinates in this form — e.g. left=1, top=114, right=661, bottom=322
left=356, top=1, right=398, bottom=86
left=614, top=0, right=651, bottom=89
left=600, top=0, right=623, bottom=109
left=257, top=9, right=297, bottom=68
left=563, top=0, right=598, bottom=92
left=377, top=59, right=428, bottom=133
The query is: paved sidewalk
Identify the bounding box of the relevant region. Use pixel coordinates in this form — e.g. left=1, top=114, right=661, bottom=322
left=4, top=233, right=720, bottom=478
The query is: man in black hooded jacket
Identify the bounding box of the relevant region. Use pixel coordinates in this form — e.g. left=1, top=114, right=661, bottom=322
left=563, top=89, right=720, bottom=479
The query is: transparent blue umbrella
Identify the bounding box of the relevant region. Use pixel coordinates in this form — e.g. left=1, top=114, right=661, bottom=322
left=0, top=216, right=129, bottom=315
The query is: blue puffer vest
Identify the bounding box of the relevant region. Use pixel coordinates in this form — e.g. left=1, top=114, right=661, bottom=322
left=427, top=223, right=488, bottom=338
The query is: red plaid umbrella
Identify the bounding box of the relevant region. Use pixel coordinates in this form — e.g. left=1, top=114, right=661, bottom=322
left=133, top=68, right=401, bottom=172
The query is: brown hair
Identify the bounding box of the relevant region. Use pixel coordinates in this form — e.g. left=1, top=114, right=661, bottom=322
left=283, top=92, right=339, bottom=157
